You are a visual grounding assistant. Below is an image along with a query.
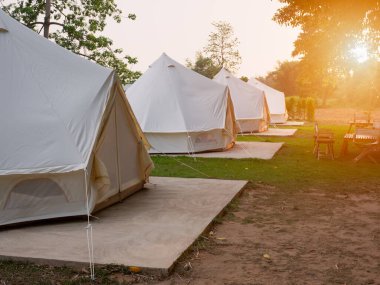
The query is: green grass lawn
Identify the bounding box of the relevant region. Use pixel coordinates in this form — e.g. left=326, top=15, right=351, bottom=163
left=151, top=124, right=380, bottom=192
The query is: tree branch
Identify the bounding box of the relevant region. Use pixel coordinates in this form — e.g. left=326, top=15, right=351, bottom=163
left=51, top=3, right=68, bottom=18
left=75, top=51, right=93, bottom=60
left=28, top=21, right=44, bottom=26
left=29, top=21, right=65, bottom=27
left=49, top=21, right=65, bottom=27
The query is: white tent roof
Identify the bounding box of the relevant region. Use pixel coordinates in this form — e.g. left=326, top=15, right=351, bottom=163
left=126, top=53, right=229, bottom=133
left=123, top=84, right=132, bottom=91
left=213, top=68, right=267, bottom=120
left=248, top=78, right=286, bottom=116
left=0, top=12, right=7, bottom=32
left=0, top=9, right=114, bottom=175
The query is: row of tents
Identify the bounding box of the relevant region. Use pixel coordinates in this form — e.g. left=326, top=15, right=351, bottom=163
left=0, top=10, right=287, bottom=226
left=126, top=53, right=288, bottom=154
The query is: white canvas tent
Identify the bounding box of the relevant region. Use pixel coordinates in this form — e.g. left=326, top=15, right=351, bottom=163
left=126, top=53, right=237, bottom=154
left=248, top=78, right=288, bottom=123
left=124, top=84, right=132, bottom=91
left=213, top=68, right=270, bottom=133
left=0, top=9, right=153, bottom=226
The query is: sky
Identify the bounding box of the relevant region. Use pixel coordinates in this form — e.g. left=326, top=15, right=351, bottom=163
left=105, top=0, right=300, bottom=78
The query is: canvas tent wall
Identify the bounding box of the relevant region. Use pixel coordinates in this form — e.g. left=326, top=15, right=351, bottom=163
left=248, top=78, right=288, bottom=124
left=213, top=68, right=270, bottom=133
left=124, top=84, right=132, bottom=90
left=126, top=53, right=237, bottom=154
left=0, top=9, right=153, bottom=226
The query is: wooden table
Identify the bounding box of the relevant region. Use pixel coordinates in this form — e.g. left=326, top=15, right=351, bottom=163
left=340, top=129, right=380, bottom=156
left=340, top=133, right=378, bottom=156
left=346, top=120, right=373, bottom=133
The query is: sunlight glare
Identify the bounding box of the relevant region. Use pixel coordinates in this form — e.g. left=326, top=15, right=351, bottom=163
left=350, top=45, right=369, bottom=63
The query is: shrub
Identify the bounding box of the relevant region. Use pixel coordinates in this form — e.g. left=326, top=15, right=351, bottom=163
left=286, top=96, right=315, bottom=121
left=286, top=96, right=298, bottom=119
left=306, top=97, right=316, bottom=121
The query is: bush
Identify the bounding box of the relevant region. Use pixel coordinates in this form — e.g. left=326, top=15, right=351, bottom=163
left=286, top=96, right=298, bottom=119
left=306, top=97, right=316, bottom=121
left=297, top=97, right=307, bottom=120
left=285, top=96, right=315, bottom=121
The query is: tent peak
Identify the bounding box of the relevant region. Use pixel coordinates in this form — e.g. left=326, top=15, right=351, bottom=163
left=154, top=52, right=182, bottom=69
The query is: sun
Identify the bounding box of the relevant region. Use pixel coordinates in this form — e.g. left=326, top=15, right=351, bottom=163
left=350, top=45, right=369, bottom=63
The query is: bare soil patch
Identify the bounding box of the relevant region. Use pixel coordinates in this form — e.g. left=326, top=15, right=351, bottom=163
left=1, top=182, right=379, bottom=285
left=158, top=183, right=380, bottom=285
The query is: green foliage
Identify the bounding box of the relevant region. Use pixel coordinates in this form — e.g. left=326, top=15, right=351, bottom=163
left=274, top=0, right=380, bottom=63
left=285, top=96, right=315, bottom=121
left=263, top=60, right=301, bottom=96
left=188, top=21, right=241, bottom=77
left=273, top=1, right=380, bottom=105
left=240, top=76, right=249, bottom=82
left=306, top=97, right=316, bottom=121
left=296, top=97, right=306, bottom=119
left=186, top=52, right=220, bottom=79
left=1, top=0, right=141, bottom=84
left=203, top=21, right=241, bottom=73
left=335, top=60, right=380, bottom=109
left=285, top=96, right=297, bottom=118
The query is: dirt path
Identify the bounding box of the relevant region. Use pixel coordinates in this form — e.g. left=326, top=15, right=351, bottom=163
left=153, top=183, right=380, bottom=285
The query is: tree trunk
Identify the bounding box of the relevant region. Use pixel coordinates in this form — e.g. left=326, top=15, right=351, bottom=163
left=43, top=0, right=51, bottom=38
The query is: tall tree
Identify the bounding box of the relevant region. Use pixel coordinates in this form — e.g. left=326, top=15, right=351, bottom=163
left=186, top=52, right=220, bottom=79
left=1, top=0, right=141, bottom=84
left=263, top=61, right=302, bottom=97
left=204, top=21, right=242, bottom=73
left=274, top=0, right=380, bottom=105
left=274, top=0, right=380, bottom=63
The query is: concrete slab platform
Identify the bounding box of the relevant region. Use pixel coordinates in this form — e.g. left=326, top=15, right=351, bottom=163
left=271, top=121, right=304, bottom=126
left=251, top=128, right=297, bottom=137
left=0, top=177, right=247, bottom=275
left=168, top=142, right=283, bottom=160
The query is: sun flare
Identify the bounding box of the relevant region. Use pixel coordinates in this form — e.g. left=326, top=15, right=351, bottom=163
left=350, top=45, right=369, bottom=63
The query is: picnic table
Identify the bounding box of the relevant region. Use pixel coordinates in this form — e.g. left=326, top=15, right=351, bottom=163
left=346, top=120, right=373, bottom=133
left=340, top=129, right=380, bottom=163
left=340, top=133, right=377, bottom=156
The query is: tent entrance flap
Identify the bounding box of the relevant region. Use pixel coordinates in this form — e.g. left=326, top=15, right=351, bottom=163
left=91, top=88, right=153, bottom=211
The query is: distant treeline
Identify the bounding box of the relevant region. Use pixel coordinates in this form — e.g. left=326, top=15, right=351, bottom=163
left=258, top=60, right=380, bottom=110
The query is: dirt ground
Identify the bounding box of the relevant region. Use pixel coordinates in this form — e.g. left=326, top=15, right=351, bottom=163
left=316, top=108, right=380, bottom=124
left=2, top=182, right=378, bottom=285
left=149, top=182, right=380, bottom=285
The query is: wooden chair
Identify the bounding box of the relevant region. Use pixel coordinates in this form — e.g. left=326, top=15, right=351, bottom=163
left=353, top=128, right=380, bottom=163
left=313, top=122, right=335, bottom=160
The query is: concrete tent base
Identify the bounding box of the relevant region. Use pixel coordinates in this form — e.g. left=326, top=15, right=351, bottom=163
left=166, top=142, right=283, bottom=160
left=271, top=121, right=304, bottom=126
left=252, top=128, right=297, bottom=137
left=0, top=177, right=247, bottom=275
